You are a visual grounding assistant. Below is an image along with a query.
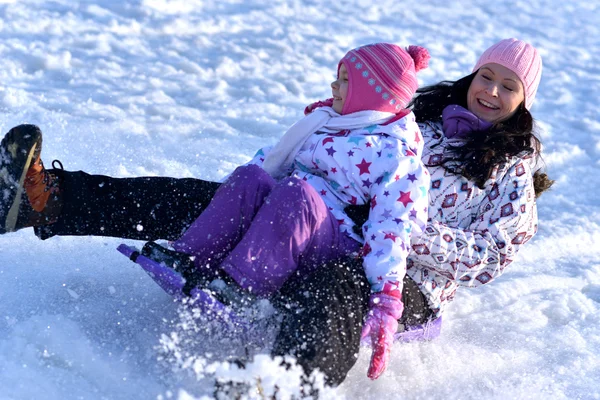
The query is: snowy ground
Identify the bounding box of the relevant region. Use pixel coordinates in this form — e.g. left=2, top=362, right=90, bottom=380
left=1, top=0, right=599, bottom=399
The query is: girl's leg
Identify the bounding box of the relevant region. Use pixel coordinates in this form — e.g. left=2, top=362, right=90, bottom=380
left=220, top=177, right=361, bottom=297
left=36, top=169, right=220, bottom=241
left=172, top=164, right=276, bottom=265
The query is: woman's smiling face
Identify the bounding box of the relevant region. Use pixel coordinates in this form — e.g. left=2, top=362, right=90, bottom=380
left=467, top=63, right=525, bottom=123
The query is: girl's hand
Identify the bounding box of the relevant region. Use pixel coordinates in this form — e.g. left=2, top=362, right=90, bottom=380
left=360, top=287, right=404, bottom=379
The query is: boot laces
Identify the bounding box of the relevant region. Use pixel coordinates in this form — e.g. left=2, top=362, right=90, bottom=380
left=24, top=158, right=63, bottom=212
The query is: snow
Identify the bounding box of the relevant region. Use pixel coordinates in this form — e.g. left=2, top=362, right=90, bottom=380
left=1, top=0, right=599, bottom=398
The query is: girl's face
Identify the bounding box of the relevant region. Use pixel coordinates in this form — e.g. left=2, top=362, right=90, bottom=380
left=331, top=63, right=349, bottom=114
left=467, top=63, right=525, bottom=123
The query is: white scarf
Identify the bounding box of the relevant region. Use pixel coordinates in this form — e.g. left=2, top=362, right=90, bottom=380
left=263, top=107, right=395, bottom=178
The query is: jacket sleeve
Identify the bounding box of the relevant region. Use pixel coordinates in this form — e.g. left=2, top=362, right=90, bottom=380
left=409, top=160, right=538, bottom=287
left=362, top=149, right=430, bottom=293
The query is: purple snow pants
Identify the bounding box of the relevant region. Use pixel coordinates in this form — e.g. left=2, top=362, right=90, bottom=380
left=172, top=164, right=360, bottom=297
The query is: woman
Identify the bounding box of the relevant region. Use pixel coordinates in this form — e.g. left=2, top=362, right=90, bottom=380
left=0, top=38, right=553, bottom=386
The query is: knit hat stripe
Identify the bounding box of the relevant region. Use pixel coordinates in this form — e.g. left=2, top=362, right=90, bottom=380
left=354, top=46, right=416, bottom=100
left=364, top=45, right=418, bottom=94
left=370, top=45, right=417, bottom=88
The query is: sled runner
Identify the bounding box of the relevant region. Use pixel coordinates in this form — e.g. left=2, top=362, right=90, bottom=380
left=117, top=244, right=248, bottom=329
left=117, top=243, right=188, bottom=297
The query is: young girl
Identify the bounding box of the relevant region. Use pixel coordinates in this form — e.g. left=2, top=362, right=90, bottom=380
left=147, top=42, right=431, bottom=341
left=166, top=43, right=430, bottom=299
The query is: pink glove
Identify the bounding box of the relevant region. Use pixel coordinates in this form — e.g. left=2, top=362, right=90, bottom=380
left=360, top=284, right=404, bottom=380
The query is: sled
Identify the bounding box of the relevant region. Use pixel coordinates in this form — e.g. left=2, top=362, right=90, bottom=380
left=117, top=243, right=442, bottom=344
left=393, top=316, right=442, bottom=343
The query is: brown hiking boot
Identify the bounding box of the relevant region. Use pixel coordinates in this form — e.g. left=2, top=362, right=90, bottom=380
left=0, top=124, right=62, bottom=233
left=24, top=152, right=60, bottom=212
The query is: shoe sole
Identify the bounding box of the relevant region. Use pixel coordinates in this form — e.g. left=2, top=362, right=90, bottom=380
left=0, top=127, right=42, bottom=233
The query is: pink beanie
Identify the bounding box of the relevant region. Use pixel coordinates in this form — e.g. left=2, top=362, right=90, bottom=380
left=472, top=38, right=542, bottom=109
left=340, top=43, right=430, bottom=115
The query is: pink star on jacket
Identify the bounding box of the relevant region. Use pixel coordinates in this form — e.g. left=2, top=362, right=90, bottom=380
left=370, top=195, right=377, bottom=210
left=397, top=191, right=413, bottom=207
left=320, top=189, right=327, bottom=196
left=414, top=131, right=421, bottom=144
left=349, top=196, right=357, bottom=205
left=361, top=243, right=372, bottom=256
left=384, top=232, right=398, bottom=242
left=383, top=281, right=402, bottom=295
left=322, top=137, right=335, bottom=145
left=331, top=167, right=337, bottom=173
left=356, top=158, right=372, bottom=175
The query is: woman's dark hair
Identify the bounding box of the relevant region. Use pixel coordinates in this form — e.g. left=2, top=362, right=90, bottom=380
left=408, top=73, right=554, bottom=197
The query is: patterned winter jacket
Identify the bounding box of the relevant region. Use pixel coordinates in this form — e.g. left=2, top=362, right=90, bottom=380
left=405, top=121, right=539, bottom=318
left=249, top=111, right=430, bottom=293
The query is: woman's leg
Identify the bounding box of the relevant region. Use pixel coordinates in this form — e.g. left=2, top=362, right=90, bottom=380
left=271, top=258, right=433, bottom=387
left=1, top=124, right=221, bottom=241
left=271, top=255, right=371, bottom=388
left=35, top=170, right=220, bottom=241
left=220, top=177, right=361, bottom=297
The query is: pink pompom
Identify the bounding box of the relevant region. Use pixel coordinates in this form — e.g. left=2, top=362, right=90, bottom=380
left=406, top=45, right=430, bottom=72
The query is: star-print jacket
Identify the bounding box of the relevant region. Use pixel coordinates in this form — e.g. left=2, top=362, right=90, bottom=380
left=405, top=121, right=539, bottom=319
left=248, top=111, right=430, bottom=293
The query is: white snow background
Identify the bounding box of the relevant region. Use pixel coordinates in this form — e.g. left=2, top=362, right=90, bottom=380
left=1, top=0, right=599, bottom=399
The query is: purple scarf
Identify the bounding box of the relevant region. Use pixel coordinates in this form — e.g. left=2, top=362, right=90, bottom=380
left=442, top=105, right=492, bottom=139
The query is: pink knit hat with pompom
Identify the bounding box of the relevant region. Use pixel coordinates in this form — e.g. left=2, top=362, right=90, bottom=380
left=340, top=43, right=429, bottom=115
left=472, top=38, right=542, bottom=109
